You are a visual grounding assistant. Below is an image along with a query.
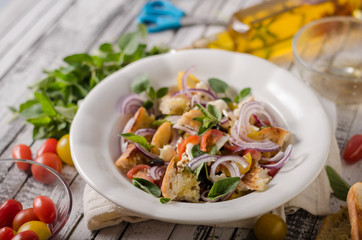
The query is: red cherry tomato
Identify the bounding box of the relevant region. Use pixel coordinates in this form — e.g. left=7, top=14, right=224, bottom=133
left=12, top=144, right=33, bottom=171
left=32, top=196, right=57, bottom=224
left=127, top=164, right=154, bottom=183
left=0, top=227, right=15, bottom=240
left=177, top=135, right=200, bottom=159
left=11, top=230, right=39, bottom=240
left=343, top=134, right=362, bottom=164
left=12, top=208, right=39, bottom=231
left=268, top=168, right=280, bottom=178
left=0, top=199, right=23, bottom=228
left=200, top=129, right=223, bottom=152
left=31, top=153, right=62, bottom=184
left=36, top=138, right=58, bottom=158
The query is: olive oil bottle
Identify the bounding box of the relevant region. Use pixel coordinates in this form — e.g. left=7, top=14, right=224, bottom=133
left=207, top=0, right=361, bottom=59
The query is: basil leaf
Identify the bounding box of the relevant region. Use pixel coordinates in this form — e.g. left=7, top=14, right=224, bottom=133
left=191, top=145, right=205, bottom=158
left=239, top=87, right=251, bottom=99
left=195, top=162, right=212, bottom=189
left=156, top=87, right=168, bottom=98
left=152, top=119, right=168, bottom=127
left=207, top=104, right=221, bottom=121
left=208, top=78, right=228, bottom=93
left=325, top=165, right=350, bottom=201
left=132, top=178, right=161, bottom=197
left=131, top=73, right=150, bottom=94
left=160, top=197, right=170, bottom=204
left=142, top=100, right=153, bottom=110
left=209, top=145, right=218, bottom=155
left=208, top=177, right=240, bottom=200
left=148, top=86, right=156, bottom=100
left=34, top=92, right=57, bottom=117
left=221, top=97, right=232, bottom=104
left=120, top=133, right=154, bottom=152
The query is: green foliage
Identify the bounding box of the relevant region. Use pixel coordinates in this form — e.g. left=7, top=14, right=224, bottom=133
left=12, top=24, right=168, bottom=140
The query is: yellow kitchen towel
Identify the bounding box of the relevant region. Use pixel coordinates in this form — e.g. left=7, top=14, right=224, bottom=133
left=83, top=136, right=341, bottom=230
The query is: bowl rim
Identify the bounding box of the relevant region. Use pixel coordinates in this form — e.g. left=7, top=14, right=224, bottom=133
left=292, top=16, right=362, bottom=82
left=0, top=158, right=73, bottom=238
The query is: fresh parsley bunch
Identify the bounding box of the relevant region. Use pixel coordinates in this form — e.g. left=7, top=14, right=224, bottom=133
left=11, top=25, right=168, bottom=140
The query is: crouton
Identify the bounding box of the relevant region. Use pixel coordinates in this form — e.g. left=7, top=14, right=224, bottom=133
left=159, top=95, right=190, bottom=115
left=258, top=126, right=290, bottom=147
left=151, top=121, right=171, bottom=155
left=130, top=107, right=155, bottom=133
left=161, top=158, right=200, bottom=202
left=115, top=144, right=148, bottom=173
left=239, top=161, right=271, bottom=191
left=159, top=145, right=176, bottom=162
left=176, top=109, right=203, bottom=130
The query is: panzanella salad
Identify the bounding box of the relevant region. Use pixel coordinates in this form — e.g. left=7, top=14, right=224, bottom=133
left=115, top=68, right=293, bottom=203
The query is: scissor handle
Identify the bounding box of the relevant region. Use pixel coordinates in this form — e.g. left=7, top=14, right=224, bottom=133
left=138, top=13, right=181, bottom=32
left=143, top=0, right=184, bottom=18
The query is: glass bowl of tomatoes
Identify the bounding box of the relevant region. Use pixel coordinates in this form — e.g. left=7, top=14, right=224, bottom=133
left=0, top=158, right=72, bottom=240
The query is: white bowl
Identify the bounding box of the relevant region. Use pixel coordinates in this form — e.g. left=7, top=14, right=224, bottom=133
left=70, top=49, right=331, bottom=224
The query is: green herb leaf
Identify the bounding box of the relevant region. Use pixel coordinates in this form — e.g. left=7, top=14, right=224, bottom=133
left=208, top=78, right=228, bottom=93
left=194, top=162, right=212, bottom=189
left=120, top=133, right=154, bottom=152
left=160, top=197, right=170, bottom=204
left=142, top=100, right=153, bottom=110
left=239, top=87, right=251, bottom=99
left=208, top=177, right=240, bottom=200
left=191, top=145, right=205, bottom=158
left=148, top=86, right=156, bottom=100
left=156, top=87, right=168, bottom=98
left=221, top=97, right=232, bottom=104
left=207, top=104, right=222, bottom=121
left=131, top=73, right=150, bottom=94
left=152, top=119, right=168, bottom=127
left=325, top=165, right=350, bottom=201
left=34, top=92, right=57, bottom=117
left=195, top=104, right=220, bottom=135
left=132, top=178, right=161, bottom=197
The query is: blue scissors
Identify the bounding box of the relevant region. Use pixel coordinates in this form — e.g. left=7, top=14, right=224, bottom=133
left=137, top=0, right=227, bottom=33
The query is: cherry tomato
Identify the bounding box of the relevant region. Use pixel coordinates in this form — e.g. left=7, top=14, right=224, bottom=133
left=32, top=153, right=62, bottom=184
left=200, top=129, right=223, bottom=152
left=56, top=134, right=74, bottom=166
left=36, top=138, right=57, bottom=158
left=268, top=168, right=280, bottom=178
left=17, top=221, right=51, bottom=240
left=32, top=196, right=57, bottom=224
left=11, top=230, right=39, bottom=240
left=0, top=227, right=15, bottom=240
left=0, top=199, right=23, bottom=228
left=12, top=208, right=39, bottom=231
left=343, top=134, right=362, bottom=164
left=12, top=144, right=33, bottom=171
left=177, top=135, right=200, bottom=159
left=127, top=164, right=154, bottom=183
left=254, top=214, right=287, bottom=240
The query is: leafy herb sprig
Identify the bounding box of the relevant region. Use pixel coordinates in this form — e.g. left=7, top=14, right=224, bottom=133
left=11, top=24, right=168, bottom=140
left=325, top=165, right=350, bottom=201
left=131, top=73, right=168, bottom=110
left=194, top=104, right=222, bottom=135
left=120, top=133, right=154, bottom=152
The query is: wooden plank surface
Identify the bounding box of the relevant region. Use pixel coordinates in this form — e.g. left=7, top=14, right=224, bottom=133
left=0, top=0, right=361, bottom=239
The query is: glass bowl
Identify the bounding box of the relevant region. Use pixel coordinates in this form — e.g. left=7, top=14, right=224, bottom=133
left=0, top=158, right=72, bottom=239
left=292, top=16, right=362, bottom=104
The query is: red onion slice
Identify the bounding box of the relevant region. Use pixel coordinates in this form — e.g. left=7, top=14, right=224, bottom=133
left=134, top=143, right=159, bottom=159
left=150, top=165, right=168, bottom=181
left=261, top=144, right=293, bottom=169
left=260, top=151, right=284, bottom=163
left=209, top=155, right=249, bottom=183
left=200, top=190, right=220, bottom=202
left=237, top=101, right=275, bottom=142
left=187, top=154, right=219, bottom=171
left=171, top=88, right=218, bottom=100
left=120, top=118, right=136, bottom=153
left=173, top=123, right=198, bottom=136
left=135, top=128, right=156, bottom=137
left=229, top=127, right=280, bottom=152
left=120, top=94, right=145, bottom=114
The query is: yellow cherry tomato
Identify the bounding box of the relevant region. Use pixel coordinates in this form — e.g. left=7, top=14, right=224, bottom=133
left=254, top=214, right=287, bottom=240
left=176, top=71, right=199, bottom=90
left=56, top=134, right=74, bottom=165
left=18, top=221, right=51, bottom=240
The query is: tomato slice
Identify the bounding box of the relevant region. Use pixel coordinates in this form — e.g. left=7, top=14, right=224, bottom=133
left=200, top=129, right=223, bottom=152
left=177, top=135, right=200, bottom=159
left=343, top=134, right=362, bottom=164
left=127, top=164, right=154, bottom=183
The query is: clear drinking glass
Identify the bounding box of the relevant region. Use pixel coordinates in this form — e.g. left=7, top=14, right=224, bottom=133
left=292, top=16, right=362, bottom=104
left=0, top=158, right=72, bottom=239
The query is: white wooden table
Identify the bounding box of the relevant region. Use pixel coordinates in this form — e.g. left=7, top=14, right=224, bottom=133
left=1, top=0, right=361, bottom=239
